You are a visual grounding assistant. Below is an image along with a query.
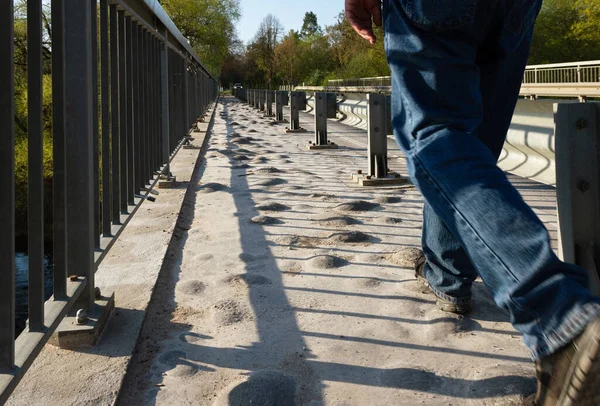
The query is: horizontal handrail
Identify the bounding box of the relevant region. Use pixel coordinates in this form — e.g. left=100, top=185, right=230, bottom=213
left=324, top=60, right=600, bottom=93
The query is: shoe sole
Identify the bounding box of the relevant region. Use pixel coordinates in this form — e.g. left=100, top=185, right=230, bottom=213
left=558, top=318, right=600, bottom=405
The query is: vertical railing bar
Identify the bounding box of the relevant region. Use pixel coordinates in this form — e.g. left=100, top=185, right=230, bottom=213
left=126, top=16, right=135, bottom=206
left=0, top=0, right=16, bottom=369
left=139, top=29, right=147, bottom=187
left=160, top=36, right=170, bottom=176
left=152, top=34, right=158, bottom=176
left=133, top=24, right=141, bottom=194
left=91, top=0, right=100, bottom=249
left=100, top=0, right=111, bottom=237
left=146, top=30, right=153, bottom=182
left=64, top=0, right=95, bottom=309
left=27, top=0, right=45, bottom=332
left=109, top=5, right=121, bottom=225
left=51, top=0, right=68, bottom=299
left=118, top=10, right=128, bottom=214
left=155, top=38, right=162, bottom=171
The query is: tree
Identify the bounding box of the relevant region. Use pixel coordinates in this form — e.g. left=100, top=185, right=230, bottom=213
left=529, top=0, right=600, bottom=64
left=161, top=0, right=241, bottom=77
left=274, top=30, right=302, bottom=85
left=300, top=12, right=322, bottom=38
left=248, top=14, right=284, bottom=88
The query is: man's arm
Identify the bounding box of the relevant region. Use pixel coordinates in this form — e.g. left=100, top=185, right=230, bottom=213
left=345, top=0, right=382, bottom=44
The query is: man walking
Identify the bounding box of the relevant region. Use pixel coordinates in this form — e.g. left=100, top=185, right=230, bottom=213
left=345, top=0, right=600, bottom=404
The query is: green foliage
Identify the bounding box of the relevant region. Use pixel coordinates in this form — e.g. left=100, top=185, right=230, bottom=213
left=161, top=0, right=241, bottom=77
left=300, top=12, right=322, bottom=38
left=529, top=0, right=600, bottom=64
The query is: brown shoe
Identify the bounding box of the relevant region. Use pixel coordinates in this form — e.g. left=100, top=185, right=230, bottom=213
left=414, top=251, right=471, bottom=315
left=523, top=316, right=600, bottom=405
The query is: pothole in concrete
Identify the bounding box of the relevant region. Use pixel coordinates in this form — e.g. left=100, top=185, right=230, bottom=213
left=256, top=202, right=291, bottom=212
left=383, top=217, right=404, bottom=224
left=168, top=364, right=198, bottom=378
left=214, top=370, right=296, bottom=406
left=258, top=178, right=287, bottom=187
left=197, top=182, right=228, bottom=193
left=386, top=247, right=423, bottom=268
left=178, top=332, right=206, bottom=343
left=315, top=215, right=361, bottom=227
left=233, top=163, right=252, bottom=169
left=327, top=231, right=371, bottom=243
left=252, top=156, right=269, bottom=164
left=225, top=274, right=272, bottom=286
left=231, top=136, right=251, bottom=144
left=360, top=277, right=383, bottom=288
left=253, top=167, right=285, bottom=174
left=250, top=215, right=284, bottom=225
left=177, top=280, right=206, bottom=296
left=248, top=129, right=258, bottom=133
left=334, top=200, right=380, bottom=212
left=233, top=154, right=250, bottom=161
left=309, top=255, right=348, bottom=269
left=212, top=300, right=251, bottom=326
left=375, top=196, right=403, bottom=204
left=239, top=253, right=269, bottom=263
left=158, top=350, right=187, bottom=368
left=380, top=366, right=443, bottom=391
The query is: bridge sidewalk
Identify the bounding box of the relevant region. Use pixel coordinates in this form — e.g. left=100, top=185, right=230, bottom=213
left=12, top=96, right=559, bottom=405
left=116, top=97, right=558, bottom=405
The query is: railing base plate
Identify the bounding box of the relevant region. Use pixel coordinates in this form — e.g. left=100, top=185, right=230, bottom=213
left=307, top=142, right=338, bottom=150
left=48, top=292, right=115, bottom=350
left=351, top=171, right=410, bottom=187
left=285, top=127, right=307, bottom=133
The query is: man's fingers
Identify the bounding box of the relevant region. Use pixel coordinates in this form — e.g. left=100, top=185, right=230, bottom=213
left=371, top=0, right=382, bottom=27
left=346, top=7, right=377, bottom=44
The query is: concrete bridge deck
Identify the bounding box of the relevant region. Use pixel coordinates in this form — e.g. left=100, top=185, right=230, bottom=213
left=9, top=96, right=559, bottom=405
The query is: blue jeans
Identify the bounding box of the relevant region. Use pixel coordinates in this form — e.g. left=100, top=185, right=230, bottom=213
left=383, top=0, right=600, bottom=359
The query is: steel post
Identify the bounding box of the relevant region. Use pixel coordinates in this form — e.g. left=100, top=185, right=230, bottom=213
left=367, top=94, right=388, bottom=179
left=0, top=0, right=15, bottom=370
left=555, top=102, right=600, bottom=294
left=314, top=92, right=328, bottom=145
left=64, top=0, right=95, bottom=309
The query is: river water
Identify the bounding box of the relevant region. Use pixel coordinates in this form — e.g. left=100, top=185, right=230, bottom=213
left=15, top=253, right=54, bottom=335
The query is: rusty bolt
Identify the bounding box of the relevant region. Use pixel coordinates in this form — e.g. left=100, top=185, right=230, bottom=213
left=366, top=175, right=372, bottom=180
left=577, top=180, right=591, bottom=192
left=69, top=275, right=79, bottom=282
left=357, top=170, right=363, bottom=175
left=576, top=118, right=589, bottom=130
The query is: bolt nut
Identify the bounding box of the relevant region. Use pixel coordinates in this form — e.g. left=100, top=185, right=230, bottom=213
left=576, top=118, right=589, bottom=130
left=357, top=170, right=363, bottom=175
left=366, top=175, right=372, bottom=180
left=95, top=287, right=102, bottom=299
left=577, top=179, right=591, bottom=192
left=374, top=127, right=380, bottom=133
left=69, top=275, right=79, bottom=282
left=76, top=309, right=89, bottom=325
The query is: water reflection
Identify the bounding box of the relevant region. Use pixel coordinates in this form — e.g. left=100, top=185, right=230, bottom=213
left=15, top=253, right=54, bottom=335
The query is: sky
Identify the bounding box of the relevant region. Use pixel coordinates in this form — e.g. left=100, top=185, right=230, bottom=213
left=236, top=0, right=344, bottom=44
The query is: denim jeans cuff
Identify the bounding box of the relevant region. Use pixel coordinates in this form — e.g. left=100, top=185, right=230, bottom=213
left=532, top=301, right=600, bottom=360
left=428, top=284, right=472, bottom=305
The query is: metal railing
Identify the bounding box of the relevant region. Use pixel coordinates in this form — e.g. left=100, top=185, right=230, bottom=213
left=0, top=0, right=217, bottom=402
left=325, top=61, right=600, bottom=98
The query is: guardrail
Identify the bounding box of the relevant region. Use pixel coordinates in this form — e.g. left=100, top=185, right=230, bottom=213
left=0, top=0, right=216, bottom=402
left=235, top=89, right=600, bottom=294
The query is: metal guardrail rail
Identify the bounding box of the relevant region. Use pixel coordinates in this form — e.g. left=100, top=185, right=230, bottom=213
left=0, top=0, right=217, bottom=402
left=325, top=61, right=600, bottom=99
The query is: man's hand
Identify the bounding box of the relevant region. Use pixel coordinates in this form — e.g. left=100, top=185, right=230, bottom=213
left=345, top=0, right=382, bottom=44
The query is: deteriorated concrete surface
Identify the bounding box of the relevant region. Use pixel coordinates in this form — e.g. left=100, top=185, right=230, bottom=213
left=9, top=97, right=560, bottom=405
